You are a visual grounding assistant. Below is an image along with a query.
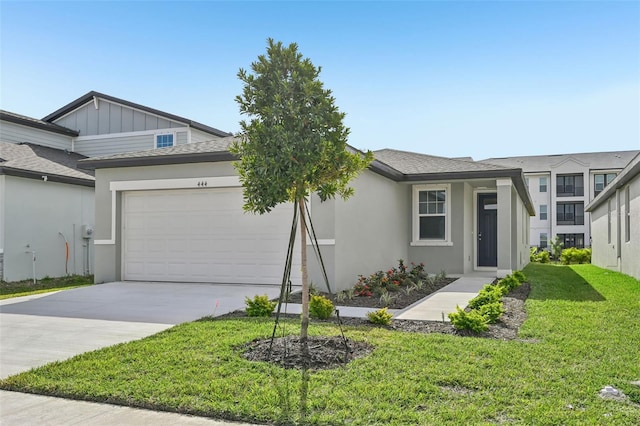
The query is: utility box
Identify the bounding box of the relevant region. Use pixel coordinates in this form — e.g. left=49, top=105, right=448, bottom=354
left=81, top=225, right=94, bottom=239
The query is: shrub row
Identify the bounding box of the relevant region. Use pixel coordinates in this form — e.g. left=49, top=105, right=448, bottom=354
left=448, top=271, right=526, bottom=333
left=560, top=247, right=591, bottom=265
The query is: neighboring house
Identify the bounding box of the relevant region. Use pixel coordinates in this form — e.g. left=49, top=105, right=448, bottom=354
left=80, top=143, right=534, bottom=291
left=0, top=92, right=231, bottom=281
left=482, top=150, right=639, bottom=250
left=586, top=152, right=640, bottom=280
left=0, top=113, right=94, bottom=280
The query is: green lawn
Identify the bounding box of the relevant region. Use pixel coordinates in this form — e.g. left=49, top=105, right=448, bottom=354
left=1, top=264, right=639, bottom=424
left=0, top=275, right=93, bottom=300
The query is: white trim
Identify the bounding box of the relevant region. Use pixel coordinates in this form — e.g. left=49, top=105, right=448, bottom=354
left=411, top=183, right=452, bottom=245
left=75, top=127, right=189, bottom=142
left=154, top=131, right=176, bottom=149
left=473, top=189, right=498, bottom=271
left=306, top=239, right=335, bottom=246
left=99, top=177, right=242, bottom=246
left=496, top=178, right=512, bottom=187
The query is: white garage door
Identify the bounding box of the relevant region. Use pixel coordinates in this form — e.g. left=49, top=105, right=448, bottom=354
left=122, top=188, right=301, bottom=284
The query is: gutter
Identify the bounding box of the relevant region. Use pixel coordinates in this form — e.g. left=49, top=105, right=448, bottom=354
left=0, top=166, right=95, bottom=187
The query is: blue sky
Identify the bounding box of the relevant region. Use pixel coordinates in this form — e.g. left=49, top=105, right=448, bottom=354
left=1, top=1, right=638, bottom=159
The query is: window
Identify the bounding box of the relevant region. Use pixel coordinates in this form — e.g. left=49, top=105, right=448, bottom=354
left=557, top=233, right=585, bottom=249
left=539, top=177, right=547, bottom=193
left=594, top=173, right=617, bottom=197
left=556, top=202, right=584, bottom=225
left=412, top=184, right=451, bottom=245
left=556, top=174, right=584, bottom=197
left=540, top=233, right=548, bottom=249
left=156, top=134, right=174, bottom=148
left=539, top=204, right=547, bottom=220
left=625, top=186, right=631, bottom=242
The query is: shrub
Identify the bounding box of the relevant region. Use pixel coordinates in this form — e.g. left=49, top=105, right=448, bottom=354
left=379, top=291, right=396, bottom=307
left=245, top=294, right=276, bottom=317
left=497, top=275, right=520, bottom=294
left=561, top=247, right=592, bottom=265
left=478, top=302, right=505, bottom=324
left=468, top=284, right=503, bottom=309
left=367, top=308, right=393, bottom=325
left=309, top=294, right=334, bottom=319
left=448, top=306, right=489, bottom=333
left=530, top=247, right=550, bottom=263
left=353, top=260, right=430, bottom=297
left=512, top=270, right=526, bottom=283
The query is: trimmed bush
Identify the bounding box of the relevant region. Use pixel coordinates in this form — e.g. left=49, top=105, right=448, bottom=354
left=478, top=302, right=505, bottom=324
left=512, top=270, right=526, bottom=283
left=448, top=306, right=489, bottom=333
left=468, top=284, right=503, bottom=309
left=560, top=247, right=592, bottom=265
left=367, top=308, right=393, bottom=325
left=245, top=295, right=276, bottom=317
left=530, top=247, right=550, bottom=263
left=309, top=294, right=334, bottom=319
left=497, top=275, right=520, bottom=294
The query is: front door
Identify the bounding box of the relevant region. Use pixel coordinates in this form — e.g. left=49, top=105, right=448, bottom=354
left=477, top=193, right=498, bottom=267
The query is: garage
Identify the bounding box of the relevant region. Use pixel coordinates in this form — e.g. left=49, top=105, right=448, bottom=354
left=122, top=187, right=301, bottom=284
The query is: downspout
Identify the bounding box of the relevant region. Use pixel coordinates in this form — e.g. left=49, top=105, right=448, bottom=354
left=25, top=244, right=36, bottom=284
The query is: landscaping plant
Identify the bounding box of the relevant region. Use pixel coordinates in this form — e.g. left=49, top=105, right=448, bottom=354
left=245, top=295, right=276, bottom=317
left=309, top=295, right=334, bottom=320
left=367, top=307, right=393, bottom=325
left=448, top=306, right=489, bottom=332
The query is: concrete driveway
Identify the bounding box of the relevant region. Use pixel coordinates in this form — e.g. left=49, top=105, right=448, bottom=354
left=0, top=282, right=281, bottom=379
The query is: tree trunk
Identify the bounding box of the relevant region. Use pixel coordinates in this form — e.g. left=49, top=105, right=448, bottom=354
left=298, top=198, right=309, bottom=358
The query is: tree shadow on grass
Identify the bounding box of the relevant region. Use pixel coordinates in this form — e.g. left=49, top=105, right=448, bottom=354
left=527, top=264, right=606, bottom=302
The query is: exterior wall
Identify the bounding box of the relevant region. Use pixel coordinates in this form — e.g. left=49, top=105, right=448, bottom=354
left=0, top=121, right=73, bottom=151
left=514, top=186, right=531, bottom=271
left=462, top=183, right=474, bottom=273
left=331, top=171, right=409, bottom=291
left=2, top=176, right=94, bottom=281
left=191, top=129, right=216, bottom=144
left=307, top=196, right=335, bottom=291
left=73, top=129, right=190, bottom=157
left=93, top=162, right=239, bottom=283
left=0, top=175, right=4, bottom=280
left=408, top=182, right=466, bottom=275
left=525, top=172, right=551, bottom=248
left=591, top=175, right=640, bottom=279
left=53, top=100, right=185, bottom=136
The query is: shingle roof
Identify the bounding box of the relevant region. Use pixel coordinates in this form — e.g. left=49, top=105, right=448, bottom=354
left=0, top=142, right=94, bottom=184
left=586, top=152, right=640, bottom=212
left=373, top=149, right=513, bottom=174
left=0, top=110, right=79, bottom=137
left=481, top=150, right=640, bottom=172
left=42, top=91, right=233, bottom=138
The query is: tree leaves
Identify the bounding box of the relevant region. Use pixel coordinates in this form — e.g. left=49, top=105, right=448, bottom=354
left=231, top=38, right=373, bottom=213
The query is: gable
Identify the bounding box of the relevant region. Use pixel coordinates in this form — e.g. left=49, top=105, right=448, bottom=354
left=52, top=99, right=187, bottom=137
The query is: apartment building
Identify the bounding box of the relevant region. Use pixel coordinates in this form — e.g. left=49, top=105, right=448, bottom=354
left=482, top=150, right=639, bottom=250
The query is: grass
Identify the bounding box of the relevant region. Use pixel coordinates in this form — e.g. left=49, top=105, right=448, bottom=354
left=0, top=275, right=93, bottom=300
left=1, top=264, right=639, bottom=424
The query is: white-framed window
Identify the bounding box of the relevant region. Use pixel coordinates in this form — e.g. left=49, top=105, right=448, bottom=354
left=540, top=232, right=548, bottom=249
left=155, top=133, right=175, bottom=148
left=539, top=177, right=547, bottom=193
left=539, top=204, right=547, bottom=220
left=411, top=184, right=452, bottom=246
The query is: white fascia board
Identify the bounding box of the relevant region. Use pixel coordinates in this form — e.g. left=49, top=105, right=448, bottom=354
left=75, top=127, right=189, bottom=142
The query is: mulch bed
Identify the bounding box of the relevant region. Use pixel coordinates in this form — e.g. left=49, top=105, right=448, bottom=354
left=232, top=282, right=531, bottom=371
left=284, top=277, right=457, bottom=309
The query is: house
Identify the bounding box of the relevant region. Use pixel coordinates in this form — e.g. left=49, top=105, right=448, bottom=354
left=0, top=111, right=94, bottom=281
left=80, top=140, right=534, bottom=291
left=0, top=91, right=231, bottom=282
left=586, top=152, right=640, bottom=280
left=482, top=150, right=639, bottom=250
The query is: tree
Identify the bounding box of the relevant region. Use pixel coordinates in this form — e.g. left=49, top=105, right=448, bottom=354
left=231, top=38, right=372, bottom=350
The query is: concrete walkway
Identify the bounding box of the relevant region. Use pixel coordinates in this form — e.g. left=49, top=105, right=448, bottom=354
left=282, top=273, right=495, bottom=322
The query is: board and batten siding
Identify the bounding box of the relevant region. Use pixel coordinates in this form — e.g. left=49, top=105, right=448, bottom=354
left=0, top=121, right=72, bottom=151
left=53, top=100, right=186, bottom=136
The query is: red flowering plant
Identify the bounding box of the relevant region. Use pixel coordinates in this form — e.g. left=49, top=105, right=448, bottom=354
left=351, top=259, right=430, bottom=298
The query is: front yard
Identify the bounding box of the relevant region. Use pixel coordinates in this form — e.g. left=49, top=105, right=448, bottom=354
left=1, top=264, right=639, bottom=424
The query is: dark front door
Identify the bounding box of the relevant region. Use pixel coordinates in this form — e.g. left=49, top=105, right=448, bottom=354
left=477, top=193, right=498, bottom=267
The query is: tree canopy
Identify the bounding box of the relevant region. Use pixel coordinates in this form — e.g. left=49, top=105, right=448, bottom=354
left=231, top=38, right=372, bottom=213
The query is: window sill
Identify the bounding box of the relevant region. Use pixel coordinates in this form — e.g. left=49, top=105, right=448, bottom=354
left=410, top=241, right=453, bottom=247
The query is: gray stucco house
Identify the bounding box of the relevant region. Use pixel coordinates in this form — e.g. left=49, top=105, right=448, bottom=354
left=81, top=139, right=534, bottom=291
left=0, top=111, right=94, bottom=281
left=586, top=152, right=640, bottom=280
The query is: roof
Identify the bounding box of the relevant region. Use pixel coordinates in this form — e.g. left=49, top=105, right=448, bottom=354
left=0, top=110, right=79, bottom=137
left=43, top=91, right=233, bottom=138
left=374, top=149, right=511, bottom=175
left=481, top=150, right=640, bottom=172
left=0, top=142, right=94, bottom=187
left=586, top=152, right=640, bottom=212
